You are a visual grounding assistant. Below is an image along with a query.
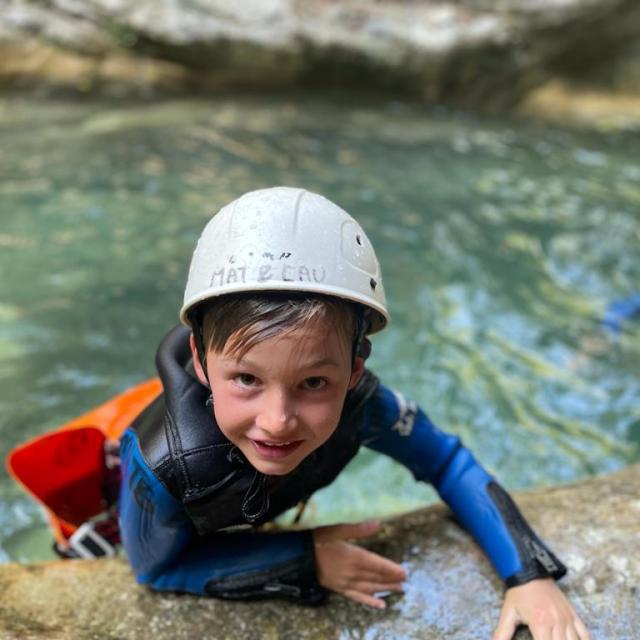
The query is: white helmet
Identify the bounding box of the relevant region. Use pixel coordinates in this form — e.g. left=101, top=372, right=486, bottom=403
left=180, top=186, right=389, bottom=333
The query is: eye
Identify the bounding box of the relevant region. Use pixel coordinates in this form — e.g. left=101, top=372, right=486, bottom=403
left=302, top=377, right=327, bottom=391
left=235, top=373, right=258, bottom=387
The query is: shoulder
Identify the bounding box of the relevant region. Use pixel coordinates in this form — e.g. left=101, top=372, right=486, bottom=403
left=344, top=368, right=380, bottom=414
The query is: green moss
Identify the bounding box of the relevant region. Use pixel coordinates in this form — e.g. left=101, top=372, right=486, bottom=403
left=108, top=22, right=139, bottom=49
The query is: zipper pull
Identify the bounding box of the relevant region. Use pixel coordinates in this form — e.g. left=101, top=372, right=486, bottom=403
left=264, top=583, right=301, bottom=597
left=527, top=539, right=560, bottom=573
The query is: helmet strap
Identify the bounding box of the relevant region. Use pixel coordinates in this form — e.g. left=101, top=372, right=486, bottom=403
left=189, top=308, right=210, bottom=385
left=352, top=309, right=372, bottom=366
left=357, top=337, right=372, bottom=361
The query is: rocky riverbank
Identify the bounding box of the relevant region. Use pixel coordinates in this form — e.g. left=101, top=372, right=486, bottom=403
left=1, top=0, right=639, bottom=120
left=1, top=464, right=638, bottom=639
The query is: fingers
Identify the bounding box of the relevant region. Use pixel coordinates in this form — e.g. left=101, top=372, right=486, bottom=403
left=573, top=616, right=592, bottom=640
left=527, top=618, right=591, bottom=640
left=499, top=579, right=591, bottom=640
left=313, top=523, right=407, bottom=611
left=344, top=588, right=388, bottom=610
left=492, top=606, right=519, bottom=640
left=525, top=609, right=591, bottom=640
left=527, top=615, right=562, bottom=640
left=566, top=627, right=579, bottom=640
left=355, top=581, right=404, bottom=596
left=313, top=525, right=406, bottom=583
left=342, top=582, right=404, bottom=610
left=496, top=617, right=589, bottom=640
left=354, top=545, right=407, bottom=582
left=551, top=624, right=564, bottom=640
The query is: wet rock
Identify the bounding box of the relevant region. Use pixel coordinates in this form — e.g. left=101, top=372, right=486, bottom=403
left=518, top=80, right=640, bottom=130
left=0, top=464, right=638, bottom=639
left=0, top=1, right=639, bottom=110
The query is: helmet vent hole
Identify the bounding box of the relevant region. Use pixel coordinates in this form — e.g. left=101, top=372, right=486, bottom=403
left=370, top=278, right=377, bottom=290
left=356, top=235, right=362, bottom=246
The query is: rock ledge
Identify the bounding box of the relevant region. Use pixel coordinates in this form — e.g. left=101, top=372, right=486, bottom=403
left=0, top=464, right=638, bottom=639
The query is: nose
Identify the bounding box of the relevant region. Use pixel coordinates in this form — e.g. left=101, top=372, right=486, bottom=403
left=255, top=388, right=298, bottom=436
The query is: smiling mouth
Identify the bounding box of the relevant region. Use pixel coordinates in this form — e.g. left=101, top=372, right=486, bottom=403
left=250, top=439, right=303, bottom=459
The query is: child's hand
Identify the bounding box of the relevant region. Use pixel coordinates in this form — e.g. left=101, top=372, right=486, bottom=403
left=493, top=578, right=591, bottom=640
left=313, top=520, right=406, bottom=609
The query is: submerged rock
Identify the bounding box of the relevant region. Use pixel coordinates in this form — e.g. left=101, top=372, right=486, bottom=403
left=0, top=0, right=639, bottom=110
left=0, top=464, right=638, bottom=639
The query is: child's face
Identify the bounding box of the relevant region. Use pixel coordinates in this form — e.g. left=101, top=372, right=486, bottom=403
left=191, top=321, right=364, bottom=476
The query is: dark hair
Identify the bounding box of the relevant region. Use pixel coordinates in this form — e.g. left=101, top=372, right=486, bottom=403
left=199, top=293, right=362, bottom=361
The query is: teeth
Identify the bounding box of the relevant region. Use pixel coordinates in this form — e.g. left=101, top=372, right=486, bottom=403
left=263, top=441, right=291, bottom=447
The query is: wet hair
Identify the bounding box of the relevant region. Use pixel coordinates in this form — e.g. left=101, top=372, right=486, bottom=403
left=198, top=292, right=363, bottom=362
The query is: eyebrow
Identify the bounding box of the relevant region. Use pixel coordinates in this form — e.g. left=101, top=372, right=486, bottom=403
left=226, top=356, right=341, bottom=370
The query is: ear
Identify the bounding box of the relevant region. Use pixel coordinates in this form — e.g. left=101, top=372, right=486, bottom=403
left=347, top=356, right=365, bottom=390
left=189, top=332, right=210, bottom=387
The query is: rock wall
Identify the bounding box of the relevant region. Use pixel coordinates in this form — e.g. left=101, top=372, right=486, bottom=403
left=1, top=0, right=639, bottom=110
left=0, top=464, right=638, bottom=639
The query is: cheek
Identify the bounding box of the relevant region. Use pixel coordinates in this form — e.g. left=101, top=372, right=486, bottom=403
left=210, top=386, right=246, bottom=430
left=304, top=396, right=345, bottom=438
left=212, top=403, right=233, bottom=430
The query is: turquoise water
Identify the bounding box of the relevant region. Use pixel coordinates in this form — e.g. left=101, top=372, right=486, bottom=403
left=1, top=95, right=638, bottom=562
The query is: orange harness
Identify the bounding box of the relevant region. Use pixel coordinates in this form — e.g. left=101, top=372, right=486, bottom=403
left=6, top=378, right=161, bottom=551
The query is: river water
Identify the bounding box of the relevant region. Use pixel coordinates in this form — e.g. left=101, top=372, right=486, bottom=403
left=1, top=94, right=638, bottom=561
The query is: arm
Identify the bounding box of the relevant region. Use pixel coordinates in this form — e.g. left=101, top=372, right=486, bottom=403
left=360, top=383, right=566, bottom=586
left=361, top=384, right=594, bottom=636
left=118, top=428, right=326, bottom=603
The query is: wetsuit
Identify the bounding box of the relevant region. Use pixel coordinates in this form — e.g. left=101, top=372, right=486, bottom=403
left=119, top=326, right=566, bottom=603
left=601, top=293, right=640, bottom=335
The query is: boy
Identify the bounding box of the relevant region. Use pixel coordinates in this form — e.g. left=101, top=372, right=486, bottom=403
left=119, top=187, right=590, bottom=639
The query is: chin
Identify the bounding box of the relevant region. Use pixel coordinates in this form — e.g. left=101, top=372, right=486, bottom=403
left=252, top=459, right=300, bottom=476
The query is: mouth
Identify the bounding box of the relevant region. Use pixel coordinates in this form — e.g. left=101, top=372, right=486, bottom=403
left=250, top=439, right=303, bottom=459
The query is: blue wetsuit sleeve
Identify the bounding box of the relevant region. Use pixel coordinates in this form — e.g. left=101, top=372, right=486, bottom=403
left=601, top=293, right=640, bottom=335
left=118, top=428, right=326, bottom=603
left=360, top=383, right=567, bottom=587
